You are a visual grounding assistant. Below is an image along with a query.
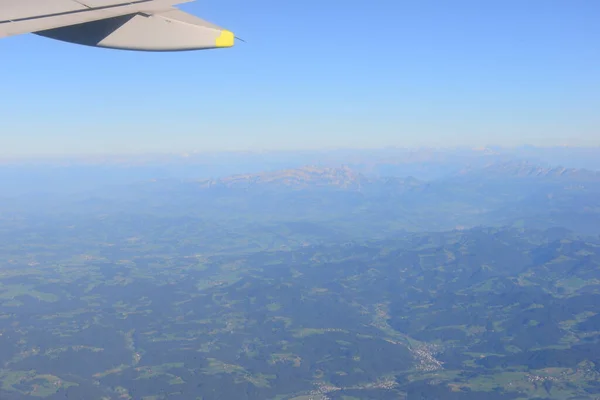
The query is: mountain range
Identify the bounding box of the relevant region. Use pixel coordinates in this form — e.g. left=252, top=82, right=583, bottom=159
left=191, top=161, right=600, bottom=191
left=1, top=160, right=598, bottom=254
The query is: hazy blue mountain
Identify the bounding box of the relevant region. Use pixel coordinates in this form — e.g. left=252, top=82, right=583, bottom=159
left=2, top=146, right=597, bottom=195
left=2, top=159, right=600, bottom=242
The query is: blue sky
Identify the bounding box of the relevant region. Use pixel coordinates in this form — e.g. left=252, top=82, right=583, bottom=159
left=1, top=0, right=599, bottom=155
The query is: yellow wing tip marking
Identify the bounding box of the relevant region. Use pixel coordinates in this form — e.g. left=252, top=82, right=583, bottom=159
left=215, top=30, right=235, bottom=48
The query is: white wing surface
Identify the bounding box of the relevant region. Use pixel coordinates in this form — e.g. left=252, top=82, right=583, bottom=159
left=0, top=0, right=235, bottom=51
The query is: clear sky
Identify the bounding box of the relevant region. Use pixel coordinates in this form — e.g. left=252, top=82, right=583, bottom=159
left=1, top=0, right=599, bottom=155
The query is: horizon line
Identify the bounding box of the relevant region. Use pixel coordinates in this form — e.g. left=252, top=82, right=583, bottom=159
left=1, top=143, right=598, bottom=162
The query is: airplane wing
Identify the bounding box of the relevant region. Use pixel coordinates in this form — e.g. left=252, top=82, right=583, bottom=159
left=0, top=0, right=235, bottom=51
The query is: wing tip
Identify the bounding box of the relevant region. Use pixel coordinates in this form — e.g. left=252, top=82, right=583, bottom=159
left=215, top=30, right=234, bottom=48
